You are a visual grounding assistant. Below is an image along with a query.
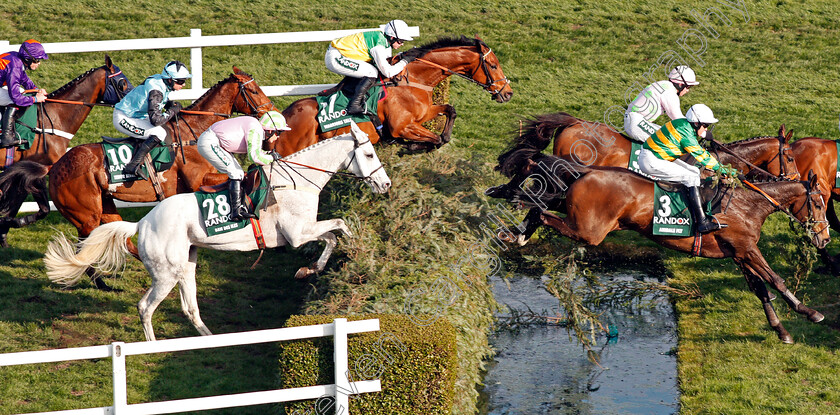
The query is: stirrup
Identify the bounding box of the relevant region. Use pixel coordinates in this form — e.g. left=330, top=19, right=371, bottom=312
left=697, top=217, right=728, bottom=234
left=230, top=206, right=256, bottom=221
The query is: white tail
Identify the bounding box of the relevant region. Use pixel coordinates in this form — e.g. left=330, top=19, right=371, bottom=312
left=44, top=221, right=138, bottom=286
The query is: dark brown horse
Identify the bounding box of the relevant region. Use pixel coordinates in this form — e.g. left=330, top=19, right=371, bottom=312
left=11, top=54, right=129, bottom=166
left=274, top=36, right=513, bottom=155
left=491, top=146, right=830, bottom=344
left=0, top=68, right=277, bottom=288
left=511, top=112, right=798, bottom=178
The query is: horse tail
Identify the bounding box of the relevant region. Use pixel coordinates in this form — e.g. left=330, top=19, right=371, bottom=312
left=0, top=161, right=49, bottom=216
left=497, top=112, right=581, bottom=174
left=44, top=221, right=138, bottom=287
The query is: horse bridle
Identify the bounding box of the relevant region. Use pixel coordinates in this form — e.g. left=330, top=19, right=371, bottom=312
left=414, top=40, right=509, bottom=99
left=270, top=134, right=385, bottom=192
left=743, top=177, right=828, bottom=238
left=234, top=78, right=273, bottom=117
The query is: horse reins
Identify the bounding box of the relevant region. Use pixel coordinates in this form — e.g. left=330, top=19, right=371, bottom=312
left=741, top=177, right=827, bottom=236
left=270, top=137, right=385, bottom=192
left=413, top=40, right=509, bottom=99
left=708, top=137, right=780, bottom=180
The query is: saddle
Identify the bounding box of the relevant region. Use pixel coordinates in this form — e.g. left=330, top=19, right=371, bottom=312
left=655, top=178, right=727, bottom=216
left=199, top=167, right=261, bottom=195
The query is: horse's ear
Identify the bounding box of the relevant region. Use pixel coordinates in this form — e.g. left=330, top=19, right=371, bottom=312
left=233, top=66, right=245, bottom=76
left=475, top=34, right=483, bottom=42
left=785, top=129, right=793, bottom=143
left=105, top=54, right=113, bottom=69
left=808, top=170, right=817, bottom=187
left=778, top=124, right=786, bottom=138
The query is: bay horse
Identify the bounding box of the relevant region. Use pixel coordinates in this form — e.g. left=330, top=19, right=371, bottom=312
left=0, top=68, right=277, bottom=287
left=44, top=122, right=391, bottom=341
left=274, top=35, right=513, bottom=155
left=491, top=145, right=830, bottom=344
left=10, top=54, right=130, bottom=166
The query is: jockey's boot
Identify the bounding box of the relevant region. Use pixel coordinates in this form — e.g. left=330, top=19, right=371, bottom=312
left=688, top=185, right=727, bottom=234
left=123, top=136, right=159, bottom=176
left=0, top=106, right=24, bottom=148
left=228, top=179, right=256, bottom=221
left=345, top=77, right=376, bottom=116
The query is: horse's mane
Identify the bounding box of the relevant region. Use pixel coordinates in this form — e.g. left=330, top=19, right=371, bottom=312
left=47, top=66, right=100, bottom=98
left=280, top=133, right=353, bottom=159
left=400, top=35, right=484, bottom=61
left=495, top=113, right=581, bottom=175
left=721, top=135, right=779, bottom=146
left=186, top=70, right=254, bottom=110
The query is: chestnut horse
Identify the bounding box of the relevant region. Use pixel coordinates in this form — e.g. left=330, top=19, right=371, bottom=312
left=10, top=54, right=130, bottom=166
left=491, top=146, right=830, bottom=344
left=510, top=112, right=798, bottom=179
left=0, top=68, right=277, bottom=287
left=274, top=36, right=513, bottom=155
left=789, top=136, right=840, bottom=273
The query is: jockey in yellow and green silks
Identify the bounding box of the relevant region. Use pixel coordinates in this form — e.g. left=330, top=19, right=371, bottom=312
left=325, top=19, right=414, bottom=115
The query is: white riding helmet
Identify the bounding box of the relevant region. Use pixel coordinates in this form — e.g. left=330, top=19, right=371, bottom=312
left=260, top=111, right=292, bottom=131
left=161, top=60, right=192, bottom=79
left=685, top=104, right=718, bottom=124
left=382, top=19, right=413, bottom=42
left=668, top=65, right=699, bottom=86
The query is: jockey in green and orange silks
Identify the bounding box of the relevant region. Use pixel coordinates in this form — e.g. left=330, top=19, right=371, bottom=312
left=324, top=20, right=414, bottom=115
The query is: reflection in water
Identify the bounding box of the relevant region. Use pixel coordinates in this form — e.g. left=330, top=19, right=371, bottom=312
left=479, top=273, right=679, bottom=415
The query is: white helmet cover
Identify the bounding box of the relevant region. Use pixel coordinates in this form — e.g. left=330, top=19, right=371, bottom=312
left=161, top=60, right=192, bottom=79
left=685, top=104, right=718, bottom=124
left=260, top=110, right=292, bottom=131
left=381, top=20, right=413, bottom=41
left=668, top=65, right=699, bottom=86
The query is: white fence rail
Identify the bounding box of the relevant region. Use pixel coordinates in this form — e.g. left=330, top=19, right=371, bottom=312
left=1, top=26, right=420, bottom=99
left=0, top=318, right=380, bottom=415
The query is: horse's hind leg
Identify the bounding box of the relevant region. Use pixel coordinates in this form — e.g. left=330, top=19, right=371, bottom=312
left=741, top=249, right=824, bottom=324
left=177, top=246, right=211, bottom=336
left=137, top=271, right=179, bottom=342
left=295, top=231, right=338, bottom=279
left=735, top=258, right=792, bottom=343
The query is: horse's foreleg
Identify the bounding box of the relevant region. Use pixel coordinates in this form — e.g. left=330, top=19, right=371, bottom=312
left=177, top=246, right=212, bottom=336
left=742, top=249, right=824, bottom=324
left=734, top=258, right=792, bottom=343
left=430, top=104, right=457, bottom=145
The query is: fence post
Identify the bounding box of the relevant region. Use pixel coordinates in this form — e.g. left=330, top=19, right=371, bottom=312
left=112, top=342, right=128, bottom=414
left=333, top=318, right=349, bottom=414
left=190, top=28, right=203, bottom=92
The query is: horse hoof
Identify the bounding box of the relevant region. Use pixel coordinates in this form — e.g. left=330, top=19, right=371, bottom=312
left=516, top=234, right=530, bottom=246
left=93, top=277, right=122, bottom=292
left=779, top=334, right=794, bottom=344
left=498, top=231, right=516, bottom=243
left=809, top=311, right=825, bottom=323
left=294, top=267, right=314, bottom=280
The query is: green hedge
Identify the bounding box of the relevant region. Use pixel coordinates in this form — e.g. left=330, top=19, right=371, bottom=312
left=279, top=314, right=458, bottom=414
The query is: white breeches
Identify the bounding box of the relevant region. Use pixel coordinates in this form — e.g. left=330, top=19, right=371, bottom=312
left=624, top=112, right=660, bottom=142
left=324, top=46, right=379, bottom=78
left=197, top=129, right=244, bottom=180
left=113, top=109, right=167, bottom=142
left=637, top=148, right=701, bottom=187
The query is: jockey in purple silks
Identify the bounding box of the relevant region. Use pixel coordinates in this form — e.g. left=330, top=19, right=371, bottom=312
left=0, top=39, right=49, bottom=148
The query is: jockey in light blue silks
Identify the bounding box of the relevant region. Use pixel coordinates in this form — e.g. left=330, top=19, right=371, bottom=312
left=197, top=111, right=290, bottom=221
left=113, top=60, right=190, bottom=176
left=624, top=65, right=699, bottom=142
left=0, top=39, right=49, bottom=148
left=325, top=19, right=414, bottom=115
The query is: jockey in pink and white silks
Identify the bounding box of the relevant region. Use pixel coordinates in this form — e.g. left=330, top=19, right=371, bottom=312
left=324, top=19, right=414, bottom=115
left=0, top=39, right=49, bottom=148
left=637, top=104, right=739, bottom=234
left=197, top=110, right=290, bottom=221
left=624, top=65, right=699, bottom=142
left=113, top=60, right=190, bottom=176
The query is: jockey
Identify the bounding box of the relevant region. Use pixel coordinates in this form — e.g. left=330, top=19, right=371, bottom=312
left=113, top=60, right=190, bottom=176
left=624, top=65, right=699, bottom=142
left=325, top=19, right=414, bottom=115
left=637, top=104, right=739, bottom=233
left=197, top=110, right=290, bottom=221
left=0, top=39, right=49, bottom=148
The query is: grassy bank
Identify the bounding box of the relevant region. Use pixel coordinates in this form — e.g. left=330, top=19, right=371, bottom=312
left=2, top=0, right=840, bottom=413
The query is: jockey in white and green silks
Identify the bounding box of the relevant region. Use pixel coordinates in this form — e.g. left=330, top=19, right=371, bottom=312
left=197, top=111, right=290, bottom=221
left=624, top=65, right=699, bottom=142
left=637, top=104, right=739, bottom=234
left=325, top=19, right=414, bottom=115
